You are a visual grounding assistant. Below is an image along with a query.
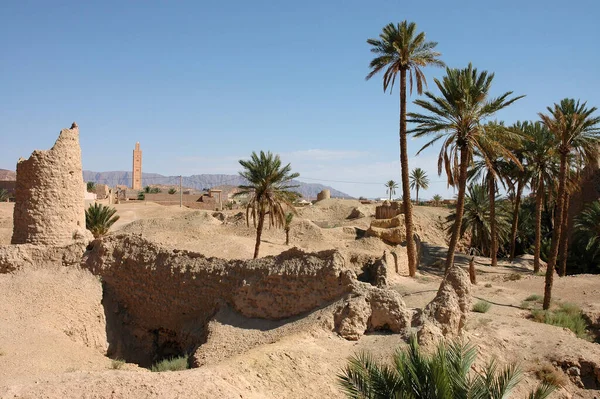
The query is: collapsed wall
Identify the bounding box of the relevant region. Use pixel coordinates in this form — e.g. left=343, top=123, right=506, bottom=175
left=11, top=123, right=87, bottom=246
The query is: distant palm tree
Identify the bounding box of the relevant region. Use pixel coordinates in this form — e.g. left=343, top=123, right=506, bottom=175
left=432, top=194, right=443, bottom=206
left=338, top=334, right=555, bottom=399
left=236, top=151, right=299, bottom=258
left=446, top=184, right=511, bottom=257
left=0, top=189, right=9, bottom=202
left=539, top=99, right=600, bottom=309
left=409, top=63, right=523, bottom=271
left=85, top=203, right=120, bottom=238
left=384, top=180, right=398, bottom=201
left=409, top=167, right=429, bottom=204
left=86, top=181, right=96, bottom=193
left=468, top=122, right=523, bottom=267
left=573, top=201, right=600, bottom=263
left=367, top=21, right=444, bottom=277
left=520, top=121, right=558, bottom=272
left=284, top=212, right=294, bottom=245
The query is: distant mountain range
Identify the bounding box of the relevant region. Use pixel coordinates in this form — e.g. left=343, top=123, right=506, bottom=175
left=0, top=169, right=16, bottom=181
left=82, top=171, right=353, bottom=199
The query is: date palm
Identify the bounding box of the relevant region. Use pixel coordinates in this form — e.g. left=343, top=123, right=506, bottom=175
left=284, top=212, right=293, bottom=246
left=85, top=203, right=120, bottom=238
left=409, top=168, right=429, bottom=204
left=409, top=63, right=524, bottom=271
left=236, top=151, right=299, bottom=259
left=573, top=201, right=600, bottom=263
left=539, top=99, right=600, bottom=309
left=432, top=194, right=443, bottom=206
left=338, top=334, right=555, bottom=399
left=384, top=180, right=398, bottom=201
left=520, top=121, right=558, bottom=272
left=366, top=21, right=444, bottom=277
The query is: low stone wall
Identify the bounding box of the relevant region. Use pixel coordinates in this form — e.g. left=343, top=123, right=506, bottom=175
left=0, top=240, right=90, bottom=274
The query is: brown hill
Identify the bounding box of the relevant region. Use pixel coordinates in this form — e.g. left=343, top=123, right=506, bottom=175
left=0, top=169, right=15, bottom=181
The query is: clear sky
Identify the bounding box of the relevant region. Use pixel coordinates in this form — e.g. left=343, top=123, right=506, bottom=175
left=1, top=0, right=599, bottom=199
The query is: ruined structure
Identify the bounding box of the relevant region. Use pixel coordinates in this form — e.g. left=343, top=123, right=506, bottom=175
left=316, top=189, right=331, bottom=201
left=11, top=123, right=88, bottom=246
left=132, top=142, right=142, bottom=190
left=375, top=200, right=403, bottom=219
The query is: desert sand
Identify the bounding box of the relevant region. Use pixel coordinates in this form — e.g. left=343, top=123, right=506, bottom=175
left=0, top=200, right=599, bottom=398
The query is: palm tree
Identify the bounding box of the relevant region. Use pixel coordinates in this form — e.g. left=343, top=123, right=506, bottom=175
left=366, top=21, right=444, bottom=278
left=573, top=201, right=600, bottom=263
left=0, top=189, right=9, bottom=202
left=86, top=181, right=96, bottom=193
left=446, top=184, right=511, bottom=257
left=468, top=122, right=522, bottom=267
left=520, top=122, right=558, bottom=273
left=432, top=194, right=443, bottom=206
left=384, top=180, right=398, bottom=201
left=338, top=334, right=555, bottom=399
left=236, top=151, right=299, bottom=259
left=409, top=168, right=429, bottom=204
left=539, top=99, right=600, bottom=310
left=284, top=212, right=294, bottom=245
left=85, top=203, right=120, bottom=238
left=409, top=63, right=524, bottom=271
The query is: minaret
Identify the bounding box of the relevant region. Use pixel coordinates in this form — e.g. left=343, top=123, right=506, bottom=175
left=132, top=142, right=142, bottom=190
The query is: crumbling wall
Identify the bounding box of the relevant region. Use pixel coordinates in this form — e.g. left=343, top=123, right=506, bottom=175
left=0, top=240, right=89, bottom=274
left=11, top=123, right=87, bottom=245
left=316, top=189, right=331, bottom=201
left=375, top=200, right=403, bottom=219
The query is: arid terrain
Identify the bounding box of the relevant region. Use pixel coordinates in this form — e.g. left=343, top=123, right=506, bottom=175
left=0, top=199, right=599, bottom=398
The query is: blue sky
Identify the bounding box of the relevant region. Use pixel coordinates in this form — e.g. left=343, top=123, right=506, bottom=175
left=1, top=0, right=599, bottom=199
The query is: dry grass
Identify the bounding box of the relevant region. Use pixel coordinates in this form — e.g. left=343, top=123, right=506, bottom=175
left=484, top=283, right=492, bottom=288
left=534, top=361, right=568, bottom=387
left=151, top=355, right=189, bottom=372
left=504, top=273, right=522, bottom=281
left=111, top=359, right=125, bottom=370
left=531, top=302, right=591, bottom=340
left=472, top=300, right=491, bottom=313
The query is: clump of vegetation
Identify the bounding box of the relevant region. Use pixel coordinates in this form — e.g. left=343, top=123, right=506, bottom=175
left=111, top=359, right=125, bottom=370
left=284, top=212, right=293, bottom=245
left=432, top=194, right=443, bottom=206
left=338, top=334, right=555, bottom=398
left=525, top=294, right=543, bottom=302
left=137, top=191, right=145, bottom=200
left=531, top=302, right=591, bottom=340
left=472, top=300, right=492, bottom=313
left=484, top=283, right=492, bottom=288
left=168, top=188, right=177, bottom=195
left=0, top=189, right=8, bottom=202
left=151, top=355, right=189, bottom=372
left=505, top=273, right=522, bottom=281
left=534, top=362, right=568, bottom=388
left=86, top=181, right=96, bottom=193
left=144, top=186, right=161, bottom=194
left=85, top=203, right=120, bottom=238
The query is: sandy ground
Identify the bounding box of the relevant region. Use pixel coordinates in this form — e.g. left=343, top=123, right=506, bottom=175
left=0, top=200, right=599, bottom=398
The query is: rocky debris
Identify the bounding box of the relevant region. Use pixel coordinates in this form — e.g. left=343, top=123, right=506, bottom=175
left=365, top=214, right=406, bottom=245
left=417, top=265, right=471, bottom=344
left=552, top=355, right=600, bottom=389
left=361, top=255, right=388, bottom=287
left=333, top=283, right=410, bottom=340
left=0, top=240, right=90, bottom=274
left=347, top=207, right=366, bottom=220
left=375, top=200, right=403, bottom=219
left=212, top=211, right=226, bottom=221
left=316, top=189, right=331, bottom=201
left=94, top=184, right=111, bottom=200
left=12, top=123, right=89, bottom=246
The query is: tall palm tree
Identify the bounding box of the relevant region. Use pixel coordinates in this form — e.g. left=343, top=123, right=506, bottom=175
left=384, top=180, right=398, bottom=201
left=236, top=151, right=300, bottom=259
left=520, top=122, right=558, bottom=273
left=409, top=167, right=429, bottom=203
left=366, top=21, right=444, bottom=277
left=539, top=99, right=600, bottom=310
left=338, top=334, right=555, bottom=399
left=409, top=63, right=524, bottom=271
left=468, top=122, right=522, bottom=267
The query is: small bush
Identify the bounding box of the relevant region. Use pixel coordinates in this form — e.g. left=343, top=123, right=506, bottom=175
left=111, top=359, right=125, bottom=370
left=484, top=283, right=492, bottom=288
left=137, top=191, right=145, bottom=200
left=530, top=303, right=591, bottom=340
left=151, top=355, right=189, bottom=372
left=525, top=294, right=543, bottom=302
left=535, top=362, right=568, bottom=387
left=168, top=188, right=177, bottom=195
left=472, top=300, right=491, bottom=313
left=505, top=273, right=522, bottom=281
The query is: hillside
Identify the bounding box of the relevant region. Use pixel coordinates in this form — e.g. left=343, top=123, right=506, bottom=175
left=0, top=169, right=15, bottom=181
left=81, top=171, right=353, bottom=199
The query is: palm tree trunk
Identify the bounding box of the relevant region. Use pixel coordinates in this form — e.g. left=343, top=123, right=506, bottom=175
left=399, top=68, right=417, bottom=277
left=389, top=190, right=392, bottom=201
left=445, top=146, right=469, bottom=272
left=509, top=178, right=523, bottom=261
left=543, top=151, right=568, bottom=310
left=285, top=229, right=290, bottom=246
left=469, top=256, right=476, bottom=284
left=416, top=186, right=419, bottom=204
left=558, top=193, right=571, bottom=277
left=489, top=174, right=498, bottom=267
left=253, top=211, right=265, bottom=259
left=533, top=178, right=544, bottom=273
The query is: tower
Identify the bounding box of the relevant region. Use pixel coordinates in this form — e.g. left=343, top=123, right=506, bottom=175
left=132, top=142, right=142, bottom=190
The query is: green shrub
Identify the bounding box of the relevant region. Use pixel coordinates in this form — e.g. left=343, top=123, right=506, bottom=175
left=0, top=189, right=10, bottom=201
left=168, top=188, right=177, bottom=195
left=530, top=302, right=591, bottom=340
left=85, top=203, right=120, bottom=238
left=137, top=191, right=145, bottom=200
left=472, top=300, right=491, bottom=313
left=525, top=294, right=543, bottom=302
left=151, top=355, right=189, bottom=372
left=111, top=359, right=125, bottom=370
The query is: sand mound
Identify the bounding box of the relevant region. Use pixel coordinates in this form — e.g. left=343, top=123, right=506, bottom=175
left=299, top=199, right=372, bottom=226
